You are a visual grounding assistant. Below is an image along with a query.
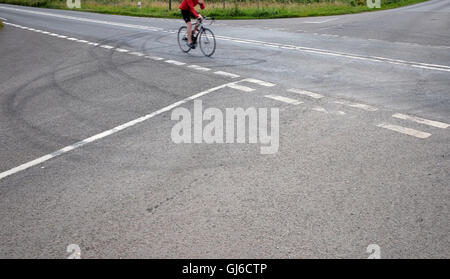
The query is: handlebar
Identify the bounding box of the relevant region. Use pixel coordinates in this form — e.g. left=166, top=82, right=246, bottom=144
left=196, top=16, right=215, bottom=25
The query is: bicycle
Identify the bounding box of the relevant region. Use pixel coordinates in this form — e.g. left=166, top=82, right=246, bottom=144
left=177, top=17, right=216, bottom=57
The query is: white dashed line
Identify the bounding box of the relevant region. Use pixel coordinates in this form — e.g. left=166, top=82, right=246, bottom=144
left=227, top=83, right=255, bottom=92
left=115, top=48, right=130, bottom=53
left=129, top=51, right=145, bottom=56
left=214, top=71, right=240, bottom=78
left=243, top=78, right=276, bottom=87
left=66, top=37, right=78, bottom=41
left=288, top=88, right=324, bottom=99
left=0, top=80, right=244, bottom=181
left=165, top=60, right=186, bottom=66
left=188, top=65, right=211, bottom=71
left=57, top=35, right=67, bottom=38
left=377, top=123, right=431, bottom=139
left=100, top=45, right=114, bottom=49
left=146, top=56, right=164, bottom=61
left=265, top=95, right=303, bottom=105
left=334, top=100, right=378, bottom=112
left=392, top=113, right=449, bottom=129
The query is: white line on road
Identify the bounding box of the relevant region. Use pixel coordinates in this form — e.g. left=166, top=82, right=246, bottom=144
left=242, top=78, right=276, bottom=87
left=265, top=95, right=303, bottom=105
left=288, top=88, right=324, bottom=99
left=129, top=51, right=145, bottom=56
left=376, top=123, right=431, bottom=139
left=0, top=80, right=243, bottom=181
left=100, top=45, right=114, bottom=49
left=334, top=100, right=378, bottom=112
left=188, top=65, right=211, bottom=71
left=227, top=83, right=255, bottom=92
left=392, top=113, right=449, bottom=129
left=165, top=60, right=186, bottom=66
left=214, top=71, right=240, bottom=78
left=146, top=56, right=164, bottom=60
left=115, top=48, right=130, bottom=53
left=0, top=16, right=7, bottom=21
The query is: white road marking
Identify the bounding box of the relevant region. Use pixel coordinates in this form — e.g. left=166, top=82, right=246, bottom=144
left=57, top=35, right=67, bottom=38
left=165, top=60, right=186, bottom=66
left=188, top=65, right=211, bottom=71
left=129, top=51, right=145, bottom=56
left=115, top=48, right=130, bottom=53
left=227, top=83, right=255, bottom=92
left=76, top=39, right=88, bottom=43
left=412, top=64, right=450, bottom=72
left=100, top=45, right=114, bottom=49
left=265, top=95, right=303, bottom=105
left=0, top=16, right=7, bottom=21
left=66, top=37, right=78, bottom=41
left=146, top=56, right=164, bottom=60
left=242, top=78, right=276, bottom=87
left=3, top=6, right=448, bottom=73
left=334, top=100, right=378, bottom=112
left=0, top=80, right=243, bottom=181
left=288, top=88, right=324, bottom=99
left=214, top=71, right=240, bottom=78
left=377, top=123, right=431, bottom=139
left=392, top=113, right=449, bottom=129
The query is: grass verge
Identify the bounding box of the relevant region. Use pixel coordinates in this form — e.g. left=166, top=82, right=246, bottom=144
left=0, top=0, right=428, bottom=20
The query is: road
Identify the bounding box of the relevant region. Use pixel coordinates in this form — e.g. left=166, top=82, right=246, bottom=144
left=0, top=0, right=448, bottom=258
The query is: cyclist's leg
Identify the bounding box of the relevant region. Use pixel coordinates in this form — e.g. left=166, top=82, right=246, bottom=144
left=186, top=21, right=193, bottom=44
left=181, top=10, right=193, bottom=44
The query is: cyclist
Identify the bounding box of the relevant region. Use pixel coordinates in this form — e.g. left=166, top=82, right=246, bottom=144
left=179, top=0, right=205, bottom=49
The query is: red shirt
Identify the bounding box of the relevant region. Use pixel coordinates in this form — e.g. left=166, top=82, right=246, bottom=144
left=179, top=0, right=205, bottom=18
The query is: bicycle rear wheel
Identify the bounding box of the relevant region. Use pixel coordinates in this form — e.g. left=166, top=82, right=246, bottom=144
left=199, top=28, right=216, bottom=57
left=178, top=26, right=191, bottom=53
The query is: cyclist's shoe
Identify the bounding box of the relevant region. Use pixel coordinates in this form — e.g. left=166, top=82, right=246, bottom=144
left=182, top=36, right=188, bottom=42
left=188, top=42, right=196, bottom=49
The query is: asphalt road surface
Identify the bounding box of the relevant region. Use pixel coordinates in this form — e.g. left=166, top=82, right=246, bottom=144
left=0, top=0, right=449, bottom=258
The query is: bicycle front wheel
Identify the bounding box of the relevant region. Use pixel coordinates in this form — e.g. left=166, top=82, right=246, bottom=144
left=177, top=26, right=191, bottom=53
left=199, top=28, right=216, bottom=57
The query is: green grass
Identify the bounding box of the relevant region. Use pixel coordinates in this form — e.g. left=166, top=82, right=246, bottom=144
left=0, top=21, right=3, bottom=29
left=0, top=0, right=428, bottom=19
